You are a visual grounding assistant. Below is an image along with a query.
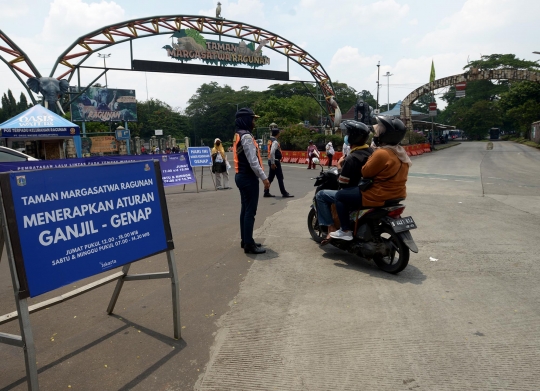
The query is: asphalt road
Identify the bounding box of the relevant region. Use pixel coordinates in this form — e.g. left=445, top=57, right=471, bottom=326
left=1, top=141, right=539, bottom=390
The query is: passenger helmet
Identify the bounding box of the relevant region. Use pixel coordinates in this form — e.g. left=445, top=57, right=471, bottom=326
left=312, top=157, right=320, bottom=165
left=339, top=120, right=370, bottom=146
left=375, top=116, right=406, bottom=145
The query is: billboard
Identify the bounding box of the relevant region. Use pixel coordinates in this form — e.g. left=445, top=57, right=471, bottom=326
left=70, top=87, right=138, bottom=122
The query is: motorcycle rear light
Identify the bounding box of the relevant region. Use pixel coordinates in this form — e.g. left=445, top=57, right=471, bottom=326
left=388, top=207, right=405, bottom=218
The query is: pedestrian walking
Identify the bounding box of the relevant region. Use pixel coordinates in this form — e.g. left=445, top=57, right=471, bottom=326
left=306, top=140, right=319, bottom=169
left=233, top=108, right=270, bottom=254
left=326, top=141, right=334, bottom=167
left=342, top=135, right=350, bottom=157
left=264, top=128, right=294, bottom=198
left=212, top=138, right=231, bottom=190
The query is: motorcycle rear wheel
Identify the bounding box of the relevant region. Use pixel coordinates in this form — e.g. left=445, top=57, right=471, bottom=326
left=373, top=225, right=409, bottom=274
left=307, top=208, right=325, bottom=243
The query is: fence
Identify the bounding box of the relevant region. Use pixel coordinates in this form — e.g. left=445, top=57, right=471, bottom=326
left=279, top=143, right=431, bottom=165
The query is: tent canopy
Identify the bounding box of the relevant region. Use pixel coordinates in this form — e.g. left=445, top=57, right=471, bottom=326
left=0, top=105, right=81, bottom=157
left=379, top=100, right=426, bottom=117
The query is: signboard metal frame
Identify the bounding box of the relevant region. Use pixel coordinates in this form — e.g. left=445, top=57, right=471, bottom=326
left=0, top=161, right=181, bottom=390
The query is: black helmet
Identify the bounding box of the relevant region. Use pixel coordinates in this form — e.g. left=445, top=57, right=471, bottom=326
left=339, top=120, right=370, bottom=146
left=375, top=116, right=406, bottom=145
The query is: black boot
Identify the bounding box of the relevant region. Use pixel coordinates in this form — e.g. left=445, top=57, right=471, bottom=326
left=241, top=241, right=262, bottom=249
left=244, top=243, right=266, bottom=254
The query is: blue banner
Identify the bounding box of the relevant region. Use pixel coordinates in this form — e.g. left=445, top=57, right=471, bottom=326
left=0, top=153, right=196, bottom=187
left=187, top=147, right=212, bottom=167
left=6, top=161, right=171, bottom=297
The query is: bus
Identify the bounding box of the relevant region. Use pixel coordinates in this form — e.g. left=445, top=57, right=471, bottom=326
left=489, top=128, right=500, bottom=140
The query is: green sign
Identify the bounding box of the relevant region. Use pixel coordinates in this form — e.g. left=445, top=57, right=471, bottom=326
left=163, top=29, right=270, bottom=68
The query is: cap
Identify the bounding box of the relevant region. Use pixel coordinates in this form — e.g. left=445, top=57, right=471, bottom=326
left=235, top=107, right=260, bottom=119
left=309, top=140, right=313, bottom=143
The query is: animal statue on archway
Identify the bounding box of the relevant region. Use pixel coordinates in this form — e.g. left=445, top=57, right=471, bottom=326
left=216, top=2, right=222, bottom=19
left=26, top=77, right=69, bottom=115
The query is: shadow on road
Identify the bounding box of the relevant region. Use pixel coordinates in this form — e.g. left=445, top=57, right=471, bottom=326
left=320, top=246, right=426, bottom=285
left=0, top=315, right=187, bottom=391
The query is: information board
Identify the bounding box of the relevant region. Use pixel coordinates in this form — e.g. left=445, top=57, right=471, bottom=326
left=0, top=153, right=197, bottom=187
left=0, top=161, right=173, bottom=298
left=187, top=147, right=212, bottom=167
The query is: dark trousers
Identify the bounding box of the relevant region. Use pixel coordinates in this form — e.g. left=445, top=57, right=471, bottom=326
left=235, top=173, right=260, bottom=245
left=265, top=161, right=287, bottom=195
left=335, top=186, right=363, bottom=231
left=327, top=154, right=333, bottom=167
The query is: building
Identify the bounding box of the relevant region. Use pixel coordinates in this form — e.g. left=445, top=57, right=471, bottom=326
left=531, top=121, right=540, bottom=143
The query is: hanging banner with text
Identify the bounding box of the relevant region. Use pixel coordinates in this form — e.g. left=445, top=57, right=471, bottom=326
left=187, top=147, right=212, bottom=167
left=0, top=161, right=174, bottom=298
left=0, top=153, right=196, bottom=187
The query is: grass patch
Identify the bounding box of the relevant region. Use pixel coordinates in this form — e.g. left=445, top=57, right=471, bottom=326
left=500, top=135, right=540, bottom=149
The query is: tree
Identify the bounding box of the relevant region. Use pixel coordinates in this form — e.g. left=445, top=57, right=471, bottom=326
left=17, top=92, right=29, bottom=112
left=465, top=54, right=539, bottom=72
left=411, top=94, right=433, bottom=114
left=505, top=100, right=540, bottom=138
left=265, top=82, right=315, bottom=99
left=254, top=95, right=320, bottom=127
left=131, top=99, right=190, bottom=140
left=185, top=82, right=258, bottom=144
left=332, top=82, right=357, bottom=113
left=457, top=100, right=503, bottom=140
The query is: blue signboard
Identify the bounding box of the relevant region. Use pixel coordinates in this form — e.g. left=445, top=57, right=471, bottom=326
left=0, top=153, right=197, bottom=187
left=1, top=161, right=173, bottom=297
left=115, top=128, right=130, bottom=140
left=187, top=147, right=212, bottom=167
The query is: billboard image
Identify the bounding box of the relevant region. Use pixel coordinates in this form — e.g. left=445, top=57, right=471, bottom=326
left=70, top=87, right=138, bottom=122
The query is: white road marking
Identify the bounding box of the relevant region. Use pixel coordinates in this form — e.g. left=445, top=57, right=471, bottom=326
left=454, top=180, right=474, bottom=182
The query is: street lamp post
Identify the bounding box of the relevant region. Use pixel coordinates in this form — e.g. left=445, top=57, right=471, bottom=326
left=383, top=71, right=393, bottom=112
left=98, top=53, right=111, bottom=87
left=376, top=61, right=380, bottom=111
left=228, top=101, right=247, bottom=112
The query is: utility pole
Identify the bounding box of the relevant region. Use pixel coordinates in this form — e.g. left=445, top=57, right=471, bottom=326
left=376, top=61, right=380, bottom=111
left=383, top=71, right=393, bottom=112
left=98, top=53, right=111, bottom=87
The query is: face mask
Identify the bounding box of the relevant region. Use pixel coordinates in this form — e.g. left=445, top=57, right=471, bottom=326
left=216, top=142, right=221, bottom=146
left=344, top=135, right=349, bottom=146
left=373, top=136, right=380, bottom=147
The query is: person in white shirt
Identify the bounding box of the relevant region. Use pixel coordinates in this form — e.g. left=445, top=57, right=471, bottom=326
left=325, top=141, right=335, bottom=167
left=342, top=135, right=351, bottom=157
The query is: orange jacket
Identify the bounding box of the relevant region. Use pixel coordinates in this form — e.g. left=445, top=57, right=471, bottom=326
left=361, top=148, right=409, bottom=207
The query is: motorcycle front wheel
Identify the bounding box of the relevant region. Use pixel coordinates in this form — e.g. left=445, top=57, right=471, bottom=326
left=307, top=208, right=325, bottom=243
left=373, top=225, right=409, bottom=274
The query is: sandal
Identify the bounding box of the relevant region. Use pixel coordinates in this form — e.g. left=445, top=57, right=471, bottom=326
left=320, top=238, right=331, bottom=246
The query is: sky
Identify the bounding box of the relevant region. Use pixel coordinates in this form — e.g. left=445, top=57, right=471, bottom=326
left=0, top=0, right=539, bottom=112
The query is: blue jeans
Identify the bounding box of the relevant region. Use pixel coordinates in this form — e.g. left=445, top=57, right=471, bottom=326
left=335, top=187, right=363, bottom=231
left=315, top=190, right=338, bottom=227
left=235, top=173, right=260, bottom=245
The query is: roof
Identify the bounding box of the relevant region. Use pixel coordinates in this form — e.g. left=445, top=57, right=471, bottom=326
left=378, top=100, right=425, bottom=117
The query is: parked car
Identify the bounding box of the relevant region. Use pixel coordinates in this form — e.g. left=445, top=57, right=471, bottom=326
left=0, top=146, right=39, bottom=162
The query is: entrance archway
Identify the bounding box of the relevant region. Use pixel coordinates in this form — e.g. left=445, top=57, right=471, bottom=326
left=47, top=15, right=341, bottom=125
left=400, top=68, right=540, bottom=131
left=0, top=29, right=41, bottom=103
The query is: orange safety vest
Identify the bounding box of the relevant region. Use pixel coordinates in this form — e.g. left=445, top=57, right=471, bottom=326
left=234, top=131, right=264, bottom=174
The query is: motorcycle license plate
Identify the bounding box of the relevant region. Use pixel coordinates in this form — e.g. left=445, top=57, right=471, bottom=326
left=389, top=216, right=417, bottom=233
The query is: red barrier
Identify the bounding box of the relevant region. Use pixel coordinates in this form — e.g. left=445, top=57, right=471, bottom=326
left=423, top=143, right=431, bottom=153
left=404, top=146, right=412, bottom=156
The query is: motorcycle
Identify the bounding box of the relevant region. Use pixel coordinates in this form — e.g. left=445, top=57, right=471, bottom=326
left=307, top=165, right=418, bottom=274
